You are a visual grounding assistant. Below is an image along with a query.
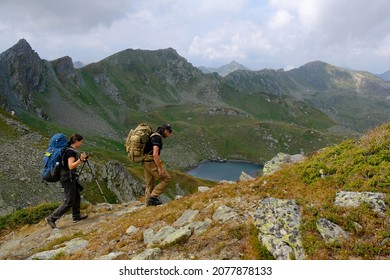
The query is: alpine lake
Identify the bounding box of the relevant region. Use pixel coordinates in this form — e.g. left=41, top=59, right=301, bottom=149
left=187, top=160, right=263, bottom=182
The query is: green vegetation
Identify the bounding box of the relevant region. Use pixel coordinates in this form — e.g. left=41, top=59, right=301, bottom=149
left=0, top=203, right=60, bottom=232
left=251, top=122, right=390, bottom=259
left=298, top=123, right=390, bottom=191
left=80, top=117, right=389, bottom=259
left=0, top=109, right=19, bottom=142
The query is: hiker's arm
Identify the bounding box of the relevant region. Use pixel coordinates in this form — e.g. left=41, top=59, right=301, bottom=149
left=153, top=146, right=165, bottom=176
left=68, top=153, right=88, bottom=170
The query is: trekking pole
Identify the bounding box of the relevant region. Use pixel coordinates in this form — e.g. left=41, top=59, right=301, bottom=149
left=84, top=159, right=109, bottom=204
left=78, top=161, right=86, bottom=177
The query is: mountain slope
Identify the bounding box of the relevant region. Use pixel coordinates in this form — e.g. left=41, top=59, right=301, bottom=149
left=1, top=122, right=388, bottom=260
left=0, top=40, right=342, bottom=170
left=378, top=69, right=390, bottom=81
left=224, top=61, right=390, bottom=132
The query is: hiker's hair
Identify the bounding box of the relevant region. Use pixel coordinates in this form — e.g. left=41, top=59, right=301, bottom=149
left=157, top=124, right=172, bottom=135
left=68, top=134, right=83, bottom=146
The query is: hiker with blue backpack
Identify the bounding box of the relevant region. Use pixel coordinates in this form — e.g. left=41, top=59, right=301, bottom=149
left=45, top=134, right=89, bottom=229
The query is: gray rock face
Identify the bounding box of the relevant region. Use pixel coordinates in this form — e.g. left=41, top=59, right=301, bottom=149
left=253, top=197, right=305, bottom=260
left=100, top=160, right=144, bottom=203
left=51, top=56, right=80, bottom=86
left=263, top=152, right=305, bottom=176
left=212, top=205, right=238, bottom=222
left=0, top=39, right=46, bottom=114
left=316, top=218, right=349, bottom=244
left=335, top=191, right=387, bottom=214
left=239, top=171, right=254, bottom=181
left=173, top=209, right=199, bottom=227
left=27, top=238, right=88, bottom=260
left=131, top=248, right=162, bottom=260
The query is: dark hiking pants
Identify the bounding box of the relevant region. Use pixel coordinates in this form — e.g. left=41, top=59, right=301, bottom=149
left=49, top=170, right=83, bottom=221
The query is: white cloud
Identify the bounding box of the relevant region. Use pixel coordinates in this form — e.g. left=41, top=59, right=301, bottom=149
left=267, top=10, right=294, bottom=29
left=188, top=21, right=271, bottom=64
left=0, top=0, right=131, bottom=34
left=0, top=0, right=390, bottom=73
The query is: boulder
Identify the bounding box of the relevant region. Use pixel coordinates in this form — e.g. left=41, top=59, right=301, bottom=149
left=253, top=197, right=305, bottom=260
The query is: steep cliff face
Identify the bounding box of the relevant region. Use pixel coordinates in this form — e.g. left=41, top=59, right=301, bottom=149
left=0, top=39, right=46, bottom=113
left=50, top=56, right=80, bottom=86
left=100, top=160, right=144, bottom=203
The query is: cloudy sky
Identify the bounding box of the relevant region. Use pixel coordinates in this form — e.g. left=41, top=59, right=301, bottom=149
left=1, top=0, right=390, bottom=74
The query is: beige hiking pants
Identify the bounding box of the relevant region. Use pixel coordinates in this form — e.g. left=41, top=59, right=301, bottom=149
left=142, top=161, right=171, bottom=198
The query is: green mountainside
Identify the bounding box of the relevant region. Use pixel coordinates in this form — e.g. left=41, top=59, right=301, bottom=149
left=0, top=39, right=389, bottom=260
left=0, top=39, right=389, bottom=211
left=224, top=61, right=390, bottom=132
left=0, top=39, right=355, bottom=169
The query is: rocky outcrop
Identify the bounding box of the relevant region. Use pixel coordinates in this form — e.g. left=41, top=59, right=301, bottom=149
left=316, top=218, right=349, bottom=244
left=253, top=197, right=305, bottom=260
left=335, top=191, right=387, bottom=214
left=27, top=238, right=88, bottom=260
left=239, top=171, right=254, bottom=181
left=0, top=39, right=46, bottom=113
left=99, top=161, right=144, bottom=203
left=51, top=56, right=80, bottom=86
left=252, top=191, right=387, bottom=259
left=93, top=73, right=123, bottom=104
left=262, top=152, right=306, bottom=175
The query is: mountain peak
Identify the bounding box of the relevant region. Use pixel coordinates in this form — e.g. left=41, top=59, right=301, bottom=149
left=10, top=38, right=34, bottom=54
left=198, top=61, right=249, bottom=77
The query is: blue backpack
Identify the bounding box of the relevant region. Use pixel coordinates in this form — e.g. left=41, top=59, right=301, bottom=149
left=42, top=133, right=68, bottom=182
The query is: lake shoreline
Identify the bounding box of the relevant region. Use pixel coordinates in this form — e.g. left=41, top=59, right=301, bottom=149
left=184, top=158, right=264, bottom=171
left=186, top=160, right=263, bottom=182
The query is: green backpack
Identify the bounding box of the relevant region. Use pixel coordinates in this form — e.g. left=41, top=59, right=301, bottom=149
left=125, top=123, right=158, bottom=163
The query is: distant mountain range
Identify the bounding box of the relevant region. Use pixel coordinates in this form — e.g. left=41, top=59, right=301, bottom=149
left=378, top=70, right=390, bottom=81
left=73, top=61, right=84, bottom=69
left=199, top=60, right=390, bottom=83
left=1, top=39, right=390, bottom=168
left=198, top=61, right=250, bottom=77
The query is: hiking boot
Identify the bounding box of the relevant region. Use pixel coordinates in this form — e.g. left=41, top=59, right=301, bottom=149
left=46, top=217, right=57, bottom=229
left=147, top=197, right=163, bottom=206
left=72, top=214, right=88, bottom=222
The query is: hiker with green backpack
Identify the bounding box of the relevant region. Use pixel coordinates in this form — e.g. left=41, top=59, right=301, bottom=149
left=125, top=123, right=173, bottom=206
left=46, top=134, right=89, bottom=229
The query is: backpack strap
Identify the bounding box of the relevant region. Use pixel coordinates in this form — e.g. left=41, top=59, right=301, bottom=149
left=150, top=132, right=162, bottom=138
left=61, top=147, right=74, bottom=166
left=142, top=132, right=162, bottom=161
left=61, top=147, right=81, bottom=180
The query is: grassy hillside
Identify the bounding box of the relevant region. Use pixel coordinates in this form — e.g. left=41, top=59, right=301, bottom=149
left=224, top=61, right=390, bottom=133
left=1, top=122, right=388, bottom=260
left=71, top=122, right=390, bottom=259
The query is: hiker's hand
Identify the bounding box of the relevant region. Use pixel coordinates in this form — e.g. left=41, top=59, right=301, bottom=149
left=158, top=168, right=166, bottom=177
left=80, top=152, right=88, bottom=162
